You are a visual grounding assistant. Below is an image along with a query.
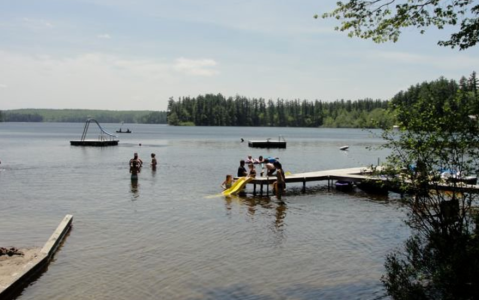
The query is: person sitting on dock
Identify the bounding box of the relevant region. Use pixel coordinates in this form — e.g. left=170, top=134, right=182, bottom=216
left=245, top=155, right=254, bottom=164
left=221, top=174, right=233, bottom=190
left=237, top=160, right=247, bottom=177
left=248, top=164, right=257, bottom=178
left=129, top=153, right=141, bottom=180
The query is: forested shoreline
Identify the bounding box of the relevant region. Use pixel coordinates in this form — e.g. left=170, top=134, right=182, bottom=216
left=0, top=109, right=167, bottom=124
left=167, top=95, right=393, bottom=128
left=1, top=73, right=476, bottom=128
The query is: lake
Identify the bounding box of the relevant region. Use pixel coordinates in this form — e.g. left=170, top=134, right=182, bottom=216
left=0, top=123, right=409, bottom=300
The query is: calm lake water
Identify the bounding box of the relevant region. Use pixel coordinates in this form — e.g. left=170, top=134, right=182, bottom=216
left=0, top=123, right=409, bottom=300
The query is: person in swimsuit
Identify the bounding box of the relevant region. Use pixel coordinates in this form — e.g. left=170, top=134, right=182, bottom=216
left=221, top=174, right=233, bottom=190
left=265, top=160, right=276, bottom=176
left=273, top=161, right=286, bottom=199
left=248, top=163, right=257, bottom=178
left=151, top=153, right=157, bottom=170
left=130, top=153, right=141, bottom=180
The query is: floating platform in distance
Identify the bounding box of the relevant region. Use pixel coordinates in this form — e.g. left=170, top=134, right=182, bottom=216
left=70, top=118, right=119, bottom=147
left=70, top=140, right=119, bottom=146
left=248, top=136, right=287, bottom=148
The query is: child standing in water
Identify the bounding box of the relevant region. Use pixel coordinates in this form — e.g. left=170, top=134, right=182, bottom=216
left=151, top=153, right=157, bottom=170
left=221, top=175, right=233, bottom=190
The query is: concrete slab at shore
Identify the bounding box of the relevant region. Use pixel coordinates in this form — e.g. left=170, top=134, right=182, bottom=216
left=0, top=214, right=73, bottom=300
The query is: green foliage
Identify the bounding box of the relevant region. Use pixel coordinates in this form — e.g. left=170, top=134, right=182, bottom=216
left=320, top=0, right=479, bottom=50
left=178, top=121, right=195, bottom=126
left=139, top=111, right=168, bottom=124
left=2, top=109, right=167, bottom=124
left=379, top=72, right=479, bottom=299
left=5, top=112, right=43, bottom=122
left=167, top=94, right=392, bottom=128
left=383, top=232, right=479, bottom=300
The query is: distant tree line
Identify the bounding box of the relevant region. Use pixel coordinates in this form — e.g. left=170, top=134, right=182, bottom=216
left=391, top=72, right=479, bottom=125
left=1, top=109, right=167, bottom=124
left=167, top=95, right=392, bottom=128
left=3, top=72, right=476, bottom=128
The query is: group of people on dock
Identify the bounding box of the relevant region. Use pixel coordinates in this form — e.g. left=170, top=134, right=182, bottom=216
left=222, top=155, right=286, bottom=199
left=129, top=152, right=157, bottom=180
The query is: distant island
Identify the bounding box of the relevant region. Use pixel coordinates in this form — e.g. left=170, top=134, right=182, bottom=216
left=0, top=109, right=167, bottom=124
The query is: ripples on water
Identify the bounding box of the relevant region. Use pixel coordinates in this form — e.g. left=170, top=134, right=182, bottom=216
left=0, top=123, right=409, bottom=299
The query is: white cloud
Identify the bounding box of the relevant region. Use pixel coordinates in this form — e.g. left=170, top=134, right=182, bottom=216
left=0, top=84, right=7, bottom=89
left=174, top=58, right=219, bottom=76
left=0, top=51, right=224, bottom=110
left=22, top=18, right=54, bottom=29
left=97, top=33, right=111, bottom=39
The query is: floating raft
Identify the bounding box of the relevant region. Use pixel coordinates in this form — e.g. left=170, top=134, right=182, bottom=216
left=70, top=140, right=119, bottom=146
left=248, top=136, right=286, bottom=148
left=70, top=118, right=119, bottom=147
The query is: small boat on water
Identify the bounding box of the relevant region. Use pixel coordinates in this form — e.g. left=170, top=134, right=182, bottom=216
left=116, top=121, right=131, bottom=133
left=339, top=145, right=349, bottom=151
left=116, top=129, right=131, bottom=133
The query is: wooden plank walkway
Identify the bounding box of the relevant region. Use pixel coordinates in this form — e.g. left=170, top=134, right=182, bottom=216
left=240, top=167, right=372, bottom=195
left=239, top=167, right=479, bottom=196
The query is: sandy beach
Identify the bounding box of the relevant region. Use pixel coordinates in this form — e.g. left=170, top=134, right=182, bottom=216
left=0, top=248, right=43, bottom=290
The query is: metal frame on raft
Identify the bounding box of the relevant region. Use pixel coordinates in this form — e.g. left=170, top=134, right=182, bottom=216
left=70, top=118, right=119, bottom=146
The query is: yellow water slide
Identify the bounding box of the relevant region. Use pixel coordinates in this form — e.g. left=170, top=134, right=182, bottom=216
left=222, top=177, right=253, bottom=196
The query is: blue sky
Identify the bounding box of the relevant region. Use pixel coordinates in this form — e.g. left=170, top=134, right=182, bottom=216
left=1, top=0, right=478, bottom=111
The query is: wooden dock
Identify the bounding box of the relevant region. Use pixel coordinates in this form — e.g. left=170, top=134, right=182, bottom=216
left=242, top=167, right=368, bottom=195
left=238, top=167, right=479, bottom=196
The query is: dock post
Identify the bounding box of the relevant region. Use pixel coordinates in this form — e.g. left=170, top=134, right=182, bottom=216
left=260, top=183, right=264, bottom=195
left=253, top=183, right=257, bottom=195
left=267, top=178, right=270, bottom=195
left=302, top=178, right=306, bottom=193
